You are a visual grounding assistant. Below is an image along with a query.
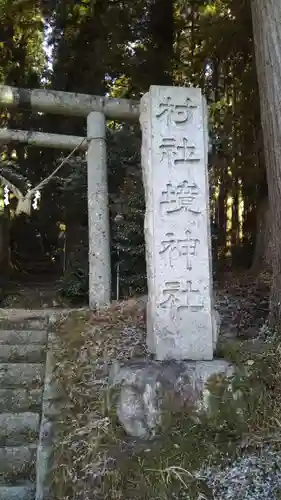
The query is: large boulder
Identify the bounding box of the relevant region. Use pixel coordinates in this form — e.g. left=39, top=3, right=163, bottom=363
left=108, top=359, right=233, bottom=440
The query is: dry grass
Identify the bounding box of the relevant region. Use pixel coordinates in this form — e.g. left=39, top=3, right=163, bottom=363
left=50, top=299, right=281, bottom=500
left=50, top=299, right=147, bottom=499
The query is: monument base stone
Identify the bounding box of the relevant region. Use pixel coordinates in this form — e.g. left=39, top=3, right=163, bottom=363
left=109, top=358, right=234, bottom=440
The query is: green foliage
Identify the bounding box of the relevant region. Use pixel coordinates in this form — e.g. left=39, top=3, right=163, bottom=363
left=59, top=126, right=146, bottom=300
left=58, top=155, right=87, bottom=224
left=109, top=127, right=146, bottom=297
left=0, top=0, right=267, bottom=281
left=57, top=253, right=88, bottom=303
left=46, top=0, right=264, bottom=279
left=0, top=0, right=45, bottom=87
left=0, top=159, right=28, bottom=194
left=112, top=183, right=146, bottom=297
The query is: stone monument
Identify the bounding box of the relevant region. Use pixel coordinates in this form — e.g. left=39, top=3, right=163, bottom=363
left=140, top=85, right=218, bottom=361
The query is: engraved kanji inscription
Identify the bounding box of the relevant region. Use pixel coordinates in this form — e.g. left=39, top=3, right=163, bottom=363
left=159, top=279, right=204, bottom=319
left=160, top=180, right=201, bottom=216
left=159, top=137, right=201, bottom=167
left=156, top=96, right=197, bottom=126
left=159, top=230, right=200, bottom=270
left=161, top=326, right=177, bottom=349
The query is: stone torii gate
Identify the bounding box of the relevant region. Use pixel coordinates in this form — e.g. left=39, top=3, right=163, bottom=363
left=0, top=84, right=218, bottom=362
left=0, top=84, right=140, bottom=310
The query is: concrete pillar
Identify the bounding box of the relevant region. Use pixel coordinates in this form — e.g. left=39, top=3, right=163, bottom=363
left=87, top=112, right=111, bottom=308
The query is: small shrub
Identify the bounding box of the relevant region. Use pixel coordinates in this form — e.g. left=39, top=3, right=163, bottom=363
left=57, top=255, right=88, bottom=303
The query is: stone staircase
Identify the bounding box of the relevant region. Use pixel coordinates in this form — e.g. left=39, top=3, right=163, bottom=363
left=0, top=314, right=48, bottom=500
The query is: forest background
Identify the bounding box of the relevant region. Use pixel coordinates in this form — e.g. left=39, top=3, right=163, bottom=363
left=0, top=0, right=268, bottom=306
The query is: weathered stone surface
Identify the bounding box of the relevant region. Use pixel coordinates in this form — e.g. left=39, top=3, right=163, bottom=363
left=0, top=484, right=35, bottom=500
left=109, top=358, right=233, bottom=439
left=140, top=85, right=217, bottom=360
left=0, top=84, right=140, bottom=121
left=0, top=330, right=47, bottom=345
left=0, top=344, right=46, bottom=363
left=0, top=388, right=42, bottom=412
left=212, top=308, right=221, bottom=348
left=87, top=111, right=111, bottom=309
left=0, top=308, right=78, bottom=326
left=0, top=311, right=53, bottom=498
left=0, top=444, right=37, bottom=476
left=0, top=309, right=50, bottom=331
left=0, top=413, right=40, bottom=446
left=0, top=318, right=48, bottom=331
left=35, top=417, right=53, bottom=500
left=35, top=334, right=58, bottom=500
left=0, top=363, right=44, bottom=387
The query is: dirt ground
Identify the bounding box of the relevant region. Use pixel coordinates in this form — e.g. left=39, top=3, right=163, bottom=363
left=1, top=278, right=71, bottom=309
left=1, top=270, right=271, bottom=342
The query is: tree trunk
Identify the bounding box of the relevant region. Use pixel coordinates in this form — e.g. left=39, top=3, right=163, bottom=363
left=250, top=195, right=272, bottom=274
left=251, top=0, right=281, bottom=329
left=148, top=0, right=174, bottom=85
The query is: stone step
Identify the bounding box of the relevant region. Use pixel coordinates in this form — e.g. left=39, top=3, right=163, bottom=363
left=0, top=364, right=44, bottom=388
left=0, top=309, right=68, bottom=331
left=0, top=345, right=46, bottom=363
left=0, top=444, right=37, bottom=478
left=0, top=483, right=35, bottom=500
left=0, top=330, right=47, bottom=346
left=0, top=413, right=40, bottom=447
left=0, top=313, right=49, bottom=331
left=0, top=389, right=42, bottom=412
